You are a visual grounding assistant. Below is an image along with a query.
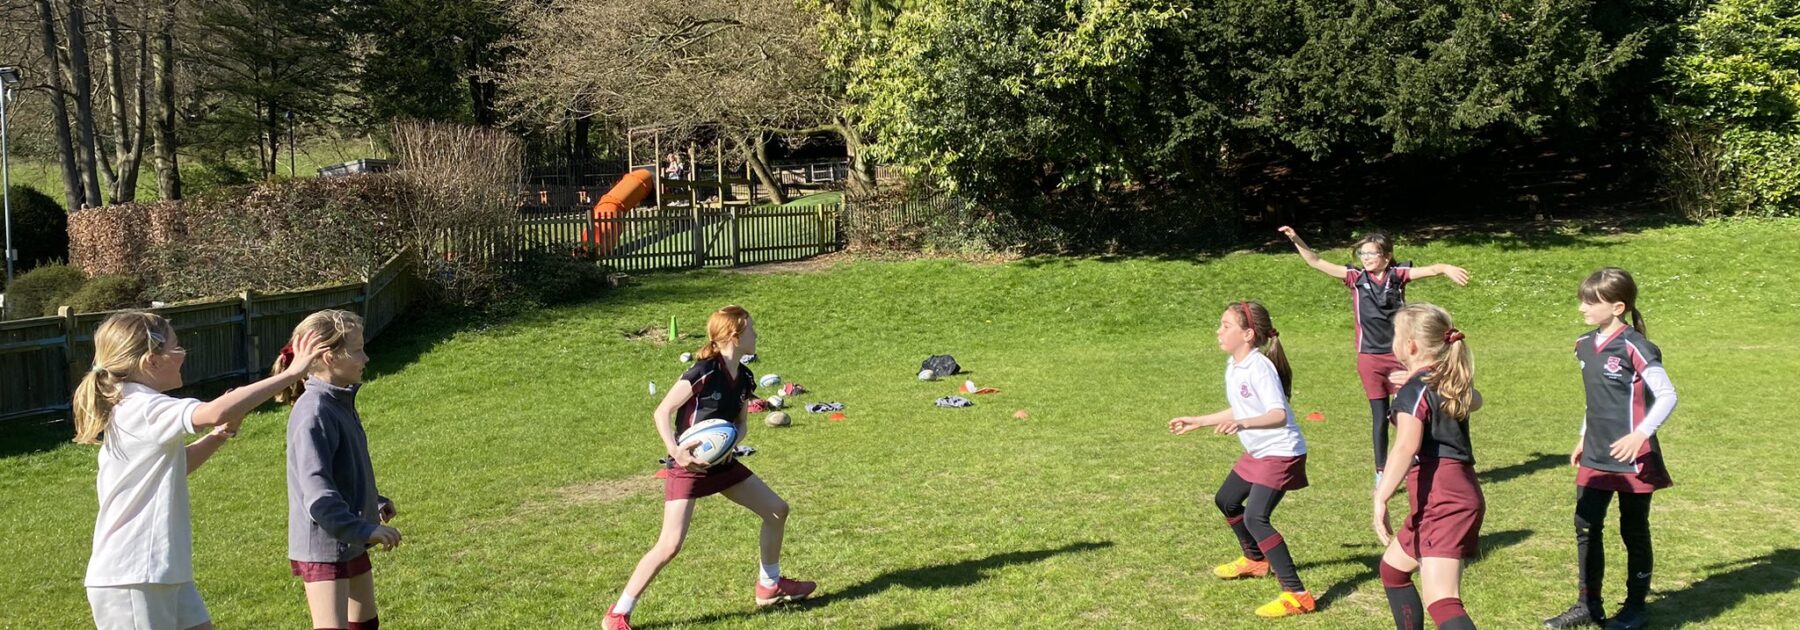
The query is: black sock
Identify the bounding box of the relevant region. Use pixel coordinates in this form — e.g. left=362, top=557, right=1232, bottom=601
left=1380, top=560, right=1423, bottom=630
left=349, top=618, right=379, bottom=630
left=1215, top=472, right=1264, bottom=560
left=1245, top=485, right=1303, bottom=592
left=1370, top=398, right=1391, bottom=470
left=1226, top=514, right=1264, bottom=560
left=1428, top=598, right=1475, bottom=629
left=1257, top=533, right=1304, bottom=593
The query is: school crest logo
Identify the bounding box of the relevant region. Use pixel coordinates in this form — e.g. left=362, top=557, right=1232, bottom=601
left=1240, top=383, right=1253, bottom=398
left=1604, top=356, right=1623, bottom=375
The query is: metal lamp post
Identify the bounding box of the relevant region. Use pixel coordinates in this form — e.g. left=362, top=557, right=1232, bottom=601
left=1, top=66, right=21, bottom=318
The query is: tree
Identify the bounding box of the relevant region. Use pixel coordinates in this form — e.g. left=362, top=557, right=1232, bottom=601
left=848, top=0, right=1663, bottom=203
left=338, top=0, right=512, bottom=129
left=499, top=0, right=844, bottom=200
left=183, top=0, right=344, bottom=177
left=1661, top=0, right=1800, bottom=217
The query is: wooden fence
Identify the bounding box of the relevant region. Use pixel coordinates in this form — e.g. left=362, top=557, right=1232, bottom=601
left=437, top=202, right=849, bottom=273
left=0, top=250, right=421, bottom=425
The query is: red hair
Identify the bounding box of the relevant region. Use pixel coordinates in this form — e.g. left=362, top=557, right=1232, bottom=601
left=694, top=305, right=752, bottom=360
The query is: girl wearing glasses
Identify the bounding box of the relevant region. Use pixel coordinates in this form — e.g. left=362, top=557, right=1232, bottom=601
left=75, top=311, right=327, bottom=630
left=1277, top=227, right=1470, bottom=485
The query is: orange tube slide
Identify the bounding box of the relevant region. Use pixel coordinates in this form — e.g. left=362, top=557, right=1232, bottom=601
left=584, top=169, right=654, bottom=255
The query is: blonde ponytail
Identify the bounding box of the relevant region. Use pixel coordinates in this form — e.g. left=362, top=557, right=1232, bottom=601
left=73, top=312, right=175, bottom=444
left=1394, top=304, right=1476, bottom=419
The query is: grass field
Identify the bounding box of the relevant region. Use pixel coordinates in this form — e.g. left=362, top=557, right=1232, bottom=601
left=6, top=138, right=382, bottom=203
left=4, top=217, right=1798, bottom=628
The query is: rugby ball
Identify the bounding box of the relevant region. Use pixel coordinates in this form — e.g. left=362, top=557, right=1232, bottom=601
left=677, top=419, right=740, bottom=466
left=765, top=411, right=791, bottom=427
left=767, top=394, right=785, bottom=409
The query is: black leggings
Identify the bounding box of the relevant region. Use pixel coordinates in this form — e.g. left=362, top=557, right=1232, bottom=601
left=1371, top=398, right=1391, bottom=471
left=1575, top=486, right=1654, bottom=606
left=1215, top=471, right=1305, bottom=592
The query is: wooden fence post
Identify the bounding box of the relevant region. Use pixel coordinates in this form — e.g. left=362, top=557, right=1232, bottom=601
left=60, top=306, right=78, bottom=417
left=690, top=188, right=704, bottom=269
left=730, top=206, right=741, bottom=267
left=240, top=290, right=258, bottom=382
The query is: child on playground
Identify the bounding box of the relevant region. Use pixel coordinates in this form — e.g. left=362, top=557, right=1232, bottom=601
left=1277, top=226, right=1470, bottom=484
left=77, top=311, right=326, bottom=630
left=275, top=310, right=402, bottom=630
left=1542, top=268, right=1677, bottom=630
left=604, top=305, right=816, bottom=630
left=1372, top=304, right=1484, bottom=630
left=1169, top=301, right=1315, bottom=618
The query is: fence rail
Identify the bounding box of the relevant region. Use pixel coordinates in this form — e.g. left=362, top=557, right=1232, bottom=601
left=438, top=201, right=854, bottom=273
left=0, top=251, right=421, bottom=425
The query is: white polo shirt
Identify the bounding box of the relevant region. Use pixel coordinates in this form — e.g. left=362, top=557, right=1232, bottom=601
left=1226, top=350, right=1306, bottom=458
left=86, top=383, right=202, bottom=587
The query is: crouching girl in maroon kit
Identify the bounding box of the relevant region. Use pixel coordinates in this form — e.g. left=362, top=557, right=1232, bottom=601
left=1373, top=304, right=1484, bottom=630
left=604, top=306, right=815, bottom=630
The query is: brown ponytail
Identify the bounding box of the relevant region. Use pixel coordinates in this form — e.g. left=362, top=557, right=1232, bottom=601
left=1580, top=267, right=1647, bottom=336
left=1231, top=300, right=1292, bottom=399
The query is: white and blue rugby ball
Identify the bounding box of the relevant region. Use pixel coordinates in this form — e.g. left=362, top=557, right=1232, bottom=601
left=678, top=419, right=740, bottom=466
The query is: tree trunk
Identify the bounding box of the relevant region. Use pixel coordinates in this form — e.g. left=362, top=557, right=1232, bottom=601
left=150, top=0, right=179, bottom=199
left=466, top=40, right=496, bottom=126
left=834, top=116, right=876, bottom=196
left=66, top=0, right=107, bottom=207
left=572, top=115, right=591, bottom=185
left=100, top=0, right=145, bottom=203
left=36, top=0, right=84, bottom=210
left=742, top=134, right=786, bottom=205
left=101, top=0, right=127, bottom=202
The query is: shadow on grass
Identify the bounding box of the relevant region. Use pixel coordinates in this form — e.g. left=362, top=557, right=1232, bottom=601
left=652, top=540, right=1115, bottom=627
left=1307, top=529, right=1533, bottom=611
left=360, top=270, right=744, bottom=380
left=1479, top=453, right=1566, bottom=485
left=1651, top=548, right=1800, bottom=627
left=0, top=418, right=73, bottom=458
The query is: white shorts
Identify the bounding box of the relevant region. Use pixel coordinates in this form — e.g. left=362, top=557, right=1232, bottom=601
left=87, top=582, right=210, bottom=630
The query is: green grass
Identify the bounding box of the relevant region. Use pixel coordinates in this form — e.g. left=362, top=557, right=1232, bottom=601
left=5, top=218, right=1799, bottom=628
left=7, top=137, right=382, bottom=204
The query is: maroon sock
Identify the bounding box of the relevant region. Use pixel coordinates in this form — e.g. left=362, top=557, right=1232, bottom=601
left=1427, top=598, right=1474, bottom=629
left=1380, top=560, right=1423, bottom=630
left=348, top=618, right=379, bottom=630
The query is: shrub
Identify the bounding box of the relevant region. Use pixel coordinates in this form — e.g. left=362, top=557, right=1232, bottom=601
left=5, top=185, right=68, bottom=272
left=1661, top=0, right=1800, bottom=219
left=504, top=246, right=611, bottom=307
left=63, top=275, right=144, bottom=313
left=4, top=263, right=86, bottom=319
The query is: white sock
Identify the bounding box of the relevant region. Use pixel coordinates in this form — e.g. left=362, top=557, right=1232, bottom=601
left=611, top=593, right=637, bottom=615
left=759, top=563, right=780, bottom=587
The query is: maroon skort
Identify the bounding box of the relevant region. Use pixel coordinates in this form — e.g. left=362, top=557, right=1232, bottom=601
left=1398, top=459, right=1485, bottom=560
left=291, top=552, right=371, bottom=583
left=1357, top=353, right=1407, bottom=400
left=1232, top=453, right=1309, bottom=491
left=664, top=459, right=754, bottom=501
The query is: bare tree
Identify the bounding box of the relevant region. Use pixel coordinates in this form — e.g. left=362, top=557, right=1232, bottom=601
left=498, top=0, right=851, bottom=199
